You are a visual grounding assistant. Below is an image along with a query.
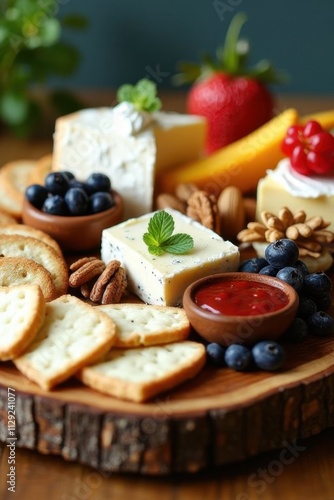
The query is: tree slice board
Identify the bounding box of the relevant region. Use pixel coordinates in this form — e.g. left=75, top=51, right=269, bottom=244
left=0, top=330, right=334, bottom=475
left=0, top=248, right=333, bottom=474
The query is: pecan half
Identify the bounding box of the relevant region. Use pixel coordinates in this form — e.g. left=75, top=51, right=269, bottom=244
left=69, top=259, right=106, bottom=288
left=90, top=260, right=122, bottom=302
left=101, top=267, right=127, bottom=304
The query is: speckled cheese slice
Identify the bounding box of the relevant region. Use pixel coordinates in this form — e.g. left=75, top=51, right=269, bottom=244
left=101, top=208, right=240, bottom=306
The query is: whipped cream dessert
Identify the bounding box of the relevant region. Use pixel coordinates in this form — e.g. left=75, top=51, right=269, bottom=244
left=257, top=158, right=334, bottom=231
left=52, top=102, right=206, bottom=219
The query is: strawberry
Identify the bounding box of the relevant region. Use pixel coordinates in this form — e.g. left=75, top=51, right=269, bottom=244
left=174, top=13, right=285, bottom=154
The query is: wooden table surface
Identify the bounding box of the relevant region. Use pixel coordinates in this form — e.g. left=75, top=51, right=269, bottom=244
left=0, top=93, right=334, bottom=500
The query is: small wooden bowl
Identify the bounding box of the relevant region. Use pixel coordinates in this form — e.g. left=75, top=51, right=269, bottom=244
left=22, top=190, right=123, bottom=252
left=183, top=272, right=299, bottom=346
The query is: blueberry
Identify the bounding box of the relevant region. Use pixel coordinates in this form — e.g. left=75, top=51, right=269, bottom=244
left=307, top=311, right=334, bottom=336
left=292, top=260, right=309, bottom=278
left=206, top=343, right=226, bottom=367
left=251, top=340, right=285, bottom=371
left=297, top=297, right=317, bottom=319
left=86, top=173, right=111, bottom=194
left=70, top=179, right=89, bottom=193
left=224, top=344, right=252, bottom=371
left=276, top=266, right=304, bottom=292
left=313, top=293, right=332, bottom=311
left=61, top=171, right=75, bottom=181
left=283, top=318, right=308, bottom=342
left=45, top=172, right=70, bottom=196
left=238, top=257, right=268, bottom=274
left=265, top=239, right=299, bottom=269
left=89, top=192, right=114, bottom=213
left=259, top=265, right=278, bottom=277
left=25, top=184, right=48, bottom=209
left=42, top=195, right=68, bottom=215
left=302, top=272, right=332, bottom=298
left=65, top=188, right=89, bottom=215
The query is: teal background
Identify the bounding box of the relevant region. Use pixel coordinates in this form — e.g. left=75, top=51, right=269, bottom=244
left=55, top=0, right=334, bottom=94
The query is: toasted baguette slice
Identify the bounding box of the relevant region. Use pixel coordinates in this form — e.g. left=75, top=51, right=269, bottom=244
left=97, top=303, right=190, bottom=347
left=0, top=257, right=57, bottom=302
left=78, top=341, right=206, bottom=402
left=0, top=284, right=45, bottom=360
left=0, top=224, right=62, bottom=255
left=0, top=235, right=68, bottom=295
left=14, top=295, right=117, bottom=390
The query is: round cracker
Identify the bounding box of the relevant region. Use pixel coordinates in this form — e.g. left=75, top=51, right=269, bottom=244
left=0, top=257, right=57, bottom=302
left=0, top=209, right=18, bottom=226
left=0, top=234, right=68, bottom=296
left=0, top=159, right=37, bottom=204
left=0, top=224, right=62, bottom=255
left=0, top=178, right=22, bottom=218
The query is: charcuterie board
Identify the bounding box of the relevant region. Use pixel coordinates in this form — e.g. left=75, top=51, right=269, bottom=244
left=0, top=254, right=333, bottom=476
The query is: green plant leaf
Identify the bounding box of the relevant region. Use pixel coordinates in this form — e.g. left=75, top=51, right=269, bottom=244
left=39, top=18, right=61, bottom=46
left=0, top=91, right=29, bottom=125
left=160, top=233, right=194, bottom=254
left=172, top=62, right=202, bottom=86
left=147, top=210, right=174, bottom=242
left=143, top=210, right=194, bottom=256
left=8, top=100, right=42, bottom=137
left=116, top=78, right=162, bottom=112
left=117, top=84, right=134, bottom=104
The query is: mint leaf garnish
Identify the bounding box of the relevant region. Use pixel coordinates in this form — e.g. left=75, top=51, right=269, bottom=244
left=160, top=233, right=195, bottom=254
left=116, top=78, right=162, bottom=112
left=143, top=211, right=194, bottom=256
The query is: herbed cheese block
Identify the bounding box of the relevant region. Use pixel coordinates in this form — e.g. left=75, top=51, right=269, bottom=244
left=52, top=104, right=206, bottom=219
left=257, top=158, right=334, bottom=232
left=101, top=208, right=240, bottom=306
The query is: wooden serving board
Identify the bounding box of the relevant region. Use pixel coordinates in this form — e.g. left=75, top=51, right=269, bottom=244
left=1, top=329, right=334, bottom=475
left=0, top=246, right=334, bottom=475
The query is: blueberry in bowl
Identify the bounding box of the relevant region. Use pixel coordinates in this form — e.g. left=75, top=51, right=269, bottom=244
left=22, top=171, right=123, bottom=252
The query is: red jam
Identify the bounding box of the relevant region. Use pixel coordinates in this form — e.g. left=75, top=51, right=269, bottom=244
left=194, top=279, right=289, bottom=316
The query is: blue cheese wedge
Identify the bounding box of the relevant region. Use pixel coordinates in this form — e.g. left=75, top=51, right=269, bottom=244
left=101, top=208, right=240, bottom=306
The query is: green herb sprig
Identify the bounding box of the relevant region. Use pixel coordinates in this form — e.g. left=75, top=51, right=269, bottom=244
left=143, top=211, right=194, bottom=256
left=117, top=78, right=162, bottom=113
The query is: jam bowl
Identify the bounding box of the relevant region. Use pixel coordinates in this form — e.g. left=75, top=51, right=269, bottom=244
left=182, top=272, right=299, bottom=346
left=22, top=189, right=124, bottom=252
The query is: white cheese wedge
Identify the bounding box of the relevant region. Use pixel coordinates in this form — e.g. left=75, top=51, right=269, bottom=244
left=101, top=208, right=240, bottom=306
left=257, top=158, right=334, bottom=232
left=52, top=103, right=206, bottom=219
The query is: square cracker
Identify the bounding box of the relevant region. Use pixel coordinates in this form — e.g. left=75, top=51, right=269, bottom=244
left=97, top=303, right=190, bottom=347
left=14, top=295, right=116, bottom=390
left=78, top=341, right=206, bottom=402
left=0, top=284, right=45, bottom=361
